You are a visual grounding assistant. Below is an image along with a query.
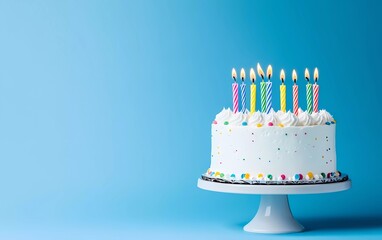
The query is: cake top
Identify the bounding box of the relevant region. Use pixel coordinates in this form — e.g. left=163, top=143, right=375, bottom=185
left=213, top=108, right=335, bottom=127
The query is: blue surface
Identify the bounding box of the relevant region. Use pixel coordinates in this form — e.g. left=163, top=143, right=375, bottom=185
left=0, top=0, right=381, bottom=238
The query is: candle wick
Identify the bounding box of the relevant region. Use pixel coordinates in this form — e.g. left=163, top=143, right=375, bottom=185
left=306, top=77, right=309, bottom=82
left=233, top=77, right=236, bottom=82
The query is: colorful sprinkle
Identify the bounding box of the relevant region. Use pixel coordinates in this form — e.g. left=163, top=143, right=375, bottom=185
left=224, top=121, right=229, bottom=125
left=280, top=174, right=286, bottom=180
left=294, top=174, right=300, bottom=180
left=278, top=123, right=284, bottom=127
left=257, top=173, right=264, bottom=179
left=299, top=174, right=303, bottom=180
left=331, top=121, right=335, bottom=124
left=307, top=172, right=314, bottom=179
left=212, top=120, right=217, bottom=124
left=242, top=122, right=248, bottom=126
left=267, top=174, right=273, bottom=180
left=241, top=173, right=245, bottom=179
left=245, top=173, right=250, bottom=179
left=230, top=174, right=236, bottom=178
left=220, top=173, right=224, bottom=178
left=321, top=173, right=326, bottom=178
left=268, top=122, right=274, bottom=126
left=215, top=172, right=220, bottom=177
left=257, top=123, right=263, bottom=127
left=327, top=172, right=331, bottom=178
left=325, top=122, right=331, bottom=125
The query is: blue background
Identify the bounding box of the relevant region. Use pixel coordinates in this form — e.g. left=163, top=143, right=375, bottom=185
left=0, top=0, right=381, bottom=239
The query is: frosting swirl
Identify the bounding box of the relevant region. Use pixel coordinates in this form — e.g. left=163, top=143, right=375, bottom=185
left=311, top=111, right=325, bottom=125
left=215, top=108, right=231, bottom=123
left=297, top=110, right=313, bottom=126
left=263, top=109, right=279, bottom=125
left=229, top=112, right=247, bottom=125
left=248, top=111, right=264, bottom=126
left=319, top=110, right=334, bottom=123
left=278, top=111, right=298, bottom=126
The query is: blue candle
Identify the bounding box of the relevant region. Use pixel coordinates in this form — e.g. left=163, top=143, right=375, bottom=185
left=240, top=68, right=246, bottom=112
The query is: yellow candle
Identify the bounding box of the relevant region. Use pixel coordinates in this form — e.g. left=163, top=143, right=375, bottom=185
left=250, top=68, right=256, bottom=113
left=280, top=69, right=286, bottom=112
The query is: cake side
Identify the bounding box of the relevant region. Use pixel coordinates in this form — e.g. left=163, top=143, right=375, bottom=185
left=208, top=124, right=336, bottom=181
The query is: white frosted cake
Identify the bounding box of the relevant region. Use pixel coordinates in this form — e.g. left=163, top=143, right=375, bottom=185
left=204, top=108, right=344, bottom=183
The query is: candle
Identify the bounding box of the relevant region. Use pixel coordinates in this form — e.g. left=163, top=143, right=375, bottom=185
left=266, top=65, right=273, bottom=114
left=250, top=68, right=256, bottom=114
left=280, top=69, right=286, bottom=112
left=305, top=68, right=313, bottom=114
left=257, top=63, right=266, bottom=113
left=292, top=69, right=299, bottom=116
left=231, top=68, right=239, bottom=113
left=240, top=68, right=246, bottom=112
left=313, top=68, right=319, bottom=113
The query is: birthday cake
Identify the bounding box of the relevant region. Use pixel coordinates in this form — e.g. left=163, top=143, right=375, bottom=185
left=202, top=65, right=347, bottom=184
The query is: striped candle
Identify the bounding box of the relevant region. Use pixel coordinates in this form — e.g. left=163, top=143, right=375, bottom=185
left=292, top=69, right=299, bottom=116
left=266, top=81, right=272, bottom=114
left=313, top=68, right=319, bottom=113
left=266, top=65, right=273, bottom=114
left=250, top=68, right=256, bottom=114
left=305, top=68, right=313, bottom=114
left=260, top=82, right=266, bottom=112
left=313, top=84, right=319, bottom=113
left=240, top=68, right=246, bottom=112
left=257, top=63, right=266, bottom=113
left=232, top=68, right=239, bottom=113
left=306, top=84, right=313, bottom=114
left=280, top=69, right=286, bottom=112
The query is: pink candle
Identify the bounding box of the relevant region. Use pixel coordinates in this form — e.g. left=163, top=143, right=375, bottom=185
left=232, top=68, right=239, bottom=113
left=292, top=70, right=299, bottom=116
left=313, top=68, right=319, bottom=113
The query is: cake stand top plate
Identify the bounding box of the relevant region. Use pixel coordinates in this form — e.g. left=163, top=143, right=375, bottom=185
left=197, top=178, right=351, bottom=195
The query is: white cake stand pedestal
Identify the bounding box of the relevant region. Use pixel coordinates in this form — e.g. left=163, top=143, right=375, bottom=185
left=197, top=178, right=351, bottom=234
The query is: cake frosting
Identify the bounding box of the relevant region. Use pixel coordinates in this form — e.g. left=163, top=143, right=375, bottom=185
left=205, top=108, right=340, bottom=182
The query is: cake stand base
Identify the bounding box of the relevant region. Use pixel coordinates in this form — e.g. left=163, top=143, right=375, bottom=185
left=197, top=178, right=351, bottom=234
left=244, top=195, right=303, bottom=233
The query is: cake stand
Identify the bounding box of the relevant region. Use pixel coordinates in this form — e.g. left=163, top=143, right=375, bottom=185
left=197, top=178, right=351, bottom=234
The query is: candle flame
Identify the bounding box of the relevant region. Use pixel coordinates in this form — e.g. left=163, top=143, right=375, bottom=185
left=280, top=69, right=285, bottom=83
left=250, top=68, right=256, bottom=82
left=305, top=68, right=310, bottom=82
left=292, top=69, right=297, bottom=83
left=267, top=65, right=273, bottom=80
left=257, top=63, right=264, bottom=80
left=314, top=68, right=319, bottom=82
left=232, top=68, right=237, bottom=81
left=240, top=68, right=246, bottom=81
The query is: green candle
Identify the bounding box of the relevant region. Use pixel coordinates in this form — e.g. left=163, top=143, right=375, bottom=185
left=305, top=68, right=313, bottom=114
left=257, top=63, right=267, bottom=113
